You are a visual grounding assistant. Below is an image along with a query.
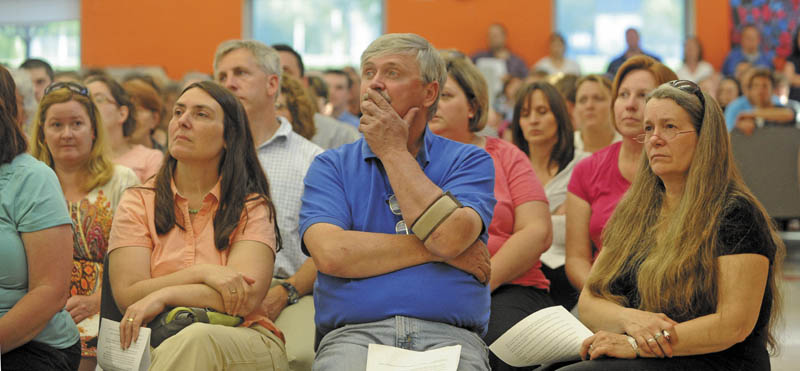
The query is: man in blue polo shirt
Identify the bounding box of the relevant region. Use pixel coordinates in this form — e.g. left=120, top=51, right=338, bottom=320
left=300, top=33, right=496, bottom=370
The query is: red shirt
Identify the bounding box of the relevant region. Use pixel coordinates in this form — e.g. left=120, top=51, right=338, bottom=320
left=484, top=137, right=550, bottom=289
left=567, top=141, right=631, bottom=255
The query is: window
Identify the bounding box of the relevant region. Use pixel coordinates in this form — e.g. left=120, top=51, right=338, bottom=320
left=0, top=0, right=81, bottom=70
left=0, top=21, right=80, bottom=69
left=250, top=0, right=384, bottom=69
left=555, top=0, right=687, bottom=74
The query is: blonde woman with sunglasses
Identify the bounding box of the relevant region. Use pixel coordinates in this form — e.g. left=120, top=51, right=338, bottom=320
left=30, top=81, right=139, bottom=371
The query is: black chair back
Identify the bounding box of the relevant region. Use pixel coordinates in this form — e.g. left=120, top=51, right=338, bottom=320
left=99, top=254, right=124, bottom=330
left=730, top=126, right=800, bottom=219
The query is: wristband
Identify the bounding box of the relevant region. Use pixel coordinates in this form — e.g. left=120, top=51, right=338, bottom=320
left=410, top=191, right=462, bottom=242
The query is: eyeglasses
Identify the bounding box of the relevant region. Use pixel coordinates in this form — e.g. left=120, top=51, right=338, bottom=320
left=668, top=79, right=705, bottom=110
left=43, top=82, right=89, bottom=98
left=387, top=194, right=409, bottom=235
left=635, top=127, right=695, bottom=143
left=92, top=93, right=118, bottom=106
left=634, top=79, right=704, bottom=144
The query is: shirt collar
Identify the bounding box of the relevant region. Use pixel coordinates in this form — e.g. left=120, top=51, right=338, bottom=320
left=361, top=125, right=432, bottom=169
left=171, top=177, right=222, bottom=203
left=257, top=116, right=292, bottom=150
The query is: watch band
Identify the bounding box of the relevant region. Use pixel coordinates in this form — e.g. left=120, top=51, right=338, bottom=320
left=280, top=281, right=300, bottom=305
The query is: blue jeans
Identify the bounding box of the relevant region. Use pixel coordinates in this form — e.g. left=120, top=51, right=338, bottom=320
left=313, top=316, right=490, bottom=370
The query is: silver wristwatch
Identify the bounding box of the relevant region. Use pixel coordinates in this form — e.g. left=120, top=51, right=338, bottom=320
left=280, top=281, right=300, bottom=305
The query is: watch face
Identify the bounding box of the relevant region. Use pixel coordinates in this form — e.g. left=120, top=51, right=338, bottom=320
left=282, top=282, right=300, bottom=304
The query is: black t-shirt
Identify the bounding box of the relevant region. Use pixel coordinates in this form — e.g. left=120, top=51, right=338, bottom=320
left=788, top=55, right=800, bottom=102
left=609, top=198, right=775, bottom=370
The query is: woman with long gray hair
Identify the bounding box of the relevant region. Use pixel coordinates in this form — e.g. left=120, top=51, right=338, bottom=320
left=544, top=80, right=783, bottom=370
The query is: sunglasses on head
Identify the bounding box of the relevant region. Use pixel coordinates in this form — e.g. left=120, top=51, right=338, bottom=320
left=43, top=81, right=90, bottom=98
left=668, top=79, right=705, bottom=109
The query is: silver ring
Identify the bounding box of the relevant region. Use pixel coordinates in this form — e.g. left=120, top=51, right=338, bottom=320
left=647, top=338, right=656, bottom=343
left=229, top=288, right=237, bottom=294
left=654, top=333, right=662, bottom=340
left=662, top=330, right=670, bottom=338
left=589, top=344, right=594, bottom=351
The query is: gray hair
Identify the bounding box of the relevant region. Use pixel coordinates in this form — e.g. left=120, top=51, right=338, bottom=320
left=9, top=68, right=36, bottom=131
left=360, top=33, right=446, bottom=121
left=646, top=83, right=704, bottom=132
left=213, top=39, right=282, bottom=81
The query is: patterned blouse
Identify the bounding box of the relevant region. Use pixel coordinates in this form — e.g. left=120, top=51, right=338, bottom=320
left=68, top=165, right=139, bottom=357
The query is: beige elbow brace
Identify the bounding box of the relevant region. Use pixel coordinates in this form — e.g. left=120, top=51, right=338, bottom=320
left=410, top=191, right=462, bottom=242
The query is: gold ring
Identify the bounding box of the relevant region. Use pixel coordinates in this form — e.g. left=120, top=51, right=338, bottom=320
left=230, top=288, right=237, bottom=294
left=127, top=318, right=134, bottom=322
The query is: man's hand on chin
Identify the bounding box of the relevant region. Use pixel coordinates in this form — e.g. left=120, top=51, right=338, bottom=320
left=359, top=88, right=418, bottom=158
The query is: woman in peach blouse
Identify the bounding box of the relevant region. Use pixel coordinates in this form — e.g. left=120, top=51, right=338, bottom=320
left=107, top=81, right=288, bottom=370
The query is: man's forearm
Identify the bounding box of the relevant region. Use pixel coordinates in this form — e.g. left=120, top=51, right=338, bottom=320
left=306, top=225, right=441, bottom=278
left=753, top=107, right=795, bottom=123
left=284, top=258, right=317, bottom=296
left=379, top=150, right=482, bottom=258
left=380, top=149, right=445, bottom=225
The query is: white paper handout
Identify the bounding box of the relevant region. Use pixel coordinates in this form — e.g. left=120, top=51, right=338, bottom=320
left=489, top=305, right=592, bottom=367
left=366, top=344, right=461, bottom=371
left=96, top=318, right=151, bottom=371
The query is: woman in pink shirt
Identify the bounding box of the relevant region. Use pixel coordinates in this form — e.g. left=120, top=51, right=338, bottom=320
left=565, top=56, right=677, bottom=293
left=431, top=52, right=552, bottom=371
left=85, top=75, right=163, bottom=182
left=107, top=81, right=288, bottom=370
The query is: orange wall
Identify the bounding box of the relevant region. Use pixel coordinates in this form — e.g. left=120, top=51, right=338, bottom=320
left=81, top=0, right=242, bottom=80
left=695, top=0, right=731, bottom=70
left=81, top=0, right=731, bottom=78
left=387, top=0, right=732, bottom=72
left=386, top=0, right=552, bottom=68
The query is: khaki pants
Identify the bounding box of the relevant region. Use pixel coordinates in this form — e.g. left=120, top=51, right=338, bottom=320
left=271, top=279, right=316, bottom=371
left=150, top=323, right=288, bottom=371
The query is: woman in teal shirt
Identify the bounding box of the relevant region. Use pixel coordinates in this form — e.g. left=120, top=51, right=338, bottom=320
left=0, top=65, right=80, bottom=370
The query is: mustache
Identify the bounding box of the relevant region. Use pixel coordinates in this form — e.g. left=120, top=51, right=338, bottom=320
left=362, top=89, right=392, bottom=104
left=377, top=89, right=392, bottom=103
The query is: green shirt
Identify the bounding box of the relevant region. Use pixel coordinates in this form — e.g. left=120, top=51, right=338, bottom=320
left=0, top=154, right=79, bottom=349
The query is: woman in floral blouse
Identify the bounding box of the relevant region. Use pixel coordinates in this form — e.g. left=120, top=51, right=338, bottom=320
left=30, top=81, right=139, bottom=371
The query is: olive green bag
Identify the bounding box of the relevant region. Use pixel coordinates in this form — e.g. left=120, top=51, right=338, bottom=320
left=148, top=307, right=243, bottom=347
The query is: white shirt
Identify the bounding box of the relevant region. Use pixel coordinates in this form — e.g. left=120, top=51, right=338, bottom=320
left=533, top=56, right=581, bottom=75
left=539, top=150, right=590, bottom=269
left=257, top=117, right=323, bottom=278
left=311, top=113, right=360, bottom=150
left=676, top=61, right=715, bottom=83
